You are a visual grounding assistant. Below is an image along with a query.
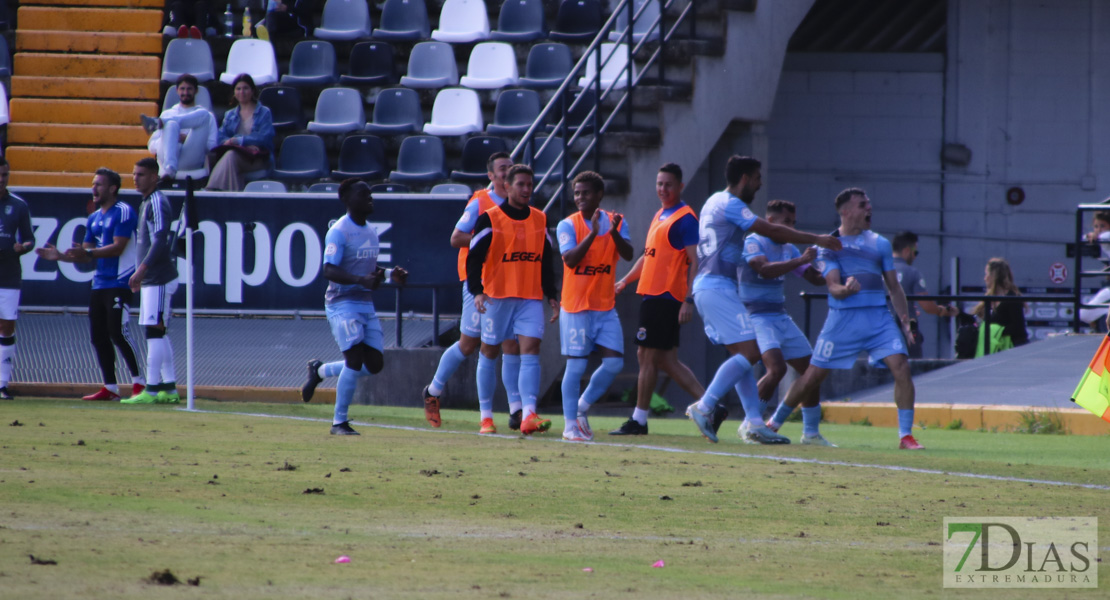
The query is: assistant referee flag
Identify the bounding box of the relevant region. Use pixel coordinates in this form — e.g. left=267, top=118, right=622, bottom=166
left=1070, top=334, right=1110, bottom=422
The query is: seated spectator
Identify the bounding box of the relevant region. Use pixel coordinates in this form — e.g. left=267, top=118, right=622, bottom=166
left=970, top=257, right=1029, bottom=352
left=205, top=74, right=275, bottom=191
left=256, top=0, right=316, bottom=41
left=140, top=73, right=219, bottom=183
left=164, top=0, right=212, bottom=38
left=1079, top=210, right=1110, bottom=327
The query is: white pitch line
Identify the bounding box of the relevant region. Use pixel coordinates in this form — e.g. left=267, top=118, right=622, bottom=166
left=180, top=407, right=1110, bottom=491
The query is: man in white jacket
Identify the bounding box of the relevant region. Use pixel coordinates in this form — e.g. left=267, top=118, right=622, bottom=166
left=141, top=73, right=217, bottom=182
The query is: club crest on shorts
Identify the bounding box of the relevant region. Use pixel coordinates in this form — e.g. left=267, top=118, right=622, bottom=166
left=636, top=327, right=647, bottom=341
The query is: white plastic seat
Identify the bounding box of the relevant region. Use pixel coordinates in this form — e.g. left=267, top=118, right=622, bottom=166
left=313, top=0, right=373, bottom=40
left=219, top=39, right=279, bottom=86
left=459, top=42, right=519, bottom=90
left=423, top=88, right=483, bottom=136
left=431, top=0, right=490, bottom=43
left=0, top=82, right=11, bottom=126
left=578, top=43, right=636, bottom=90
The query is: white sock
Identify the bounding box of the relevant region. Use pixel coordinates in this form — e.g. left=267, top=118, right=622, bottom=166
left=160, top=337, right=176, bottom=385
left=632, top=407, right=650, bottom=425
left=146, top=339, right=165, bottom=386
left=0, top=338, right=14, bottom=387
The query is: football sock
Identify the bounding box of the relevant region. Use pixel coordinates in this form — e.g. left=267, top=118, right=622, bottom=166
left=632, top=407, right=650, bottom=426
left=770, top=402, right=795, bottom=428
left=502, top=353, right=521, bottom=413
left=428, top=343, right=465, bottom=397
left=334, top=366, right=358, bottom=425
left=106, top=384, right=119, bottom=394
left=696, top=354, right=752, bottom=414
left=898, top=409, right=915, bottom=438
left=320, top=361, right=343, bottom=379
left=580, top=356, right=622, bottom=409
left=561, top=358, right=589, bottom=424
left=160, top=338, right=176, bottom=385
left=0, top=336, right=14, bottom=387
left=801, top=406, right=822, bottom=437
left=476, top=354, right=496, bottom=416
left=520, top=354, right=541, bottom=415
left=145, top=339, right=165, bottom=386
left=734, top=369, right=764, bottom=427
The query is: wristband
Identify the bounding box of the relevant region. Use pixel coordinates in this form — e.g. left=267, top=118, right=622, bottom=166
left=383, top=267, right=394, bottom=282
left=85, top=248, right=94, bottom=259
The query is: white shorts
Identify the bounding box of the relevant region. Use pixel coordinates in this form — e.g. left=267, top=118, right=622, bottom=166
left=0, top=288, right=19, bottom=320
left=139, top=280, right=179, bottom=326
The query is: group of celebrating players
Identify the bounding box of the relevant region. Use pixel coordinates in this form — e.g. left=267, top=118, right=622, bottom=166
left=305, top=152, right=926, bottom=450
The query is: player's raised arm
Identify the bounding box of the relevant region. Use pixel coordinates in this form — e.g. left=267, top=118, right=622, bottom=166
left=749, top=218, right=841, bottom=251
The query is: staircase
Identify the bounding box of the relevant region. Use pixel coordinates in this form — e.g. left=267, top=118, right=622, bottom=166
left=7, top=0, right=163, bottom=188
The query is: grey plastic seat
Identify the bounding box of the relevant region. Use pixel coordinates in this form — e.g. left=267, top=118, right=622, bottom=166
left=244, top=180, right=288, bottom=193
left=332, top=135, right=389, bottom=180
left=0, top=36, right=11, bottom=78
left=372, top=0, right=431, bottom=41
left=369, top=183, right=411, bottom=194
left=389, top=135, right=447, bottom=183
left=487, top=88, right=541, bottom=136
left=341, top=42, right=396, bottom=86
left=364, top=87, right=423, bottom=135
left=549, top=0, right=602, bottom=43
left=163, top=84, right=214, bottom=113
left=490, top=0, right=545, bottom=43
left=532, top=135, right=565, bottom=181
left=451, top=136, right=509, bottom=182
left=258, top=86, right=303, bottom=130
left=548, top=88, right=596, bottom=133
left=610, top=0, right=662, bottom=43
left=313, top=0, right=373, bottom=40
left=399, top=41, right=459, bottom=89
left=431, top=183, right=472, bottom=195
left=161, top=38, right=215, bottom=82
left=272, top=134, right=330, bottom=181
left=307, top=182, right=341, bottom=193
left=307, top=87, right=366, bottom=134
left=281, top=40, right=338, bottom=87
left=519, top=43, right=572, bottom=89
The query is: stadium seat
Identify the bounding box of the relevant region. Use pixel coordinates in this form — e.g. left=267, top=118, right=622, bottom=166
left=220, top=39, right=279, bottom=86
left=399, top=41, right=459, bottom=89
left=244, top=180, right=288, bottom=193
left=307, top=87, right=366, bottom=134
left=431, top=0, right=490, bottom=43
left=451, top=136, right=509, bottom=182
left=549, top=0, right=602, bottom=43
left=364, top=87, right=423, bottom=135
left=490, top=0, right=545, bottom=42
left=332, top=134, right=389, bottom=180
left=389, top=135, right=447, bottom=183
left=313, top=0, right=373, bottom=40
left=578, top=43, right=636, bottom=90
left=341, top=42, right=397, bottom=86
left=549, top=88, right=596, bottom=132
left=0, top=82, right=9, bottom=126
left=610, top=0, right=662, bottom=43
left=0, top=36, right=10, bottom=78
left=272, top=134, right=330, bottom=181
left=372, top=0, right=431, bottom=41
left=161, top=38, right=215, bottom=83
left=307, top=182, right=340, bottom=193
left=459, top=42, right=519, bottom=90
left=163, top=85, right=214, bottom=113
left=259, top=86, right=304, bottom=131
left=431, top=182, right=472, bottom=195
left=280, top=40, right=338, bottom=87
left=532, top=135, right=565, bottom=181
left=424, top=88, right=484, bottom=136
left=519, top=43, right=573, bottom=89
left=369, top=183, right=411, bottom=194
left=487, top=88, right=542, bottom=136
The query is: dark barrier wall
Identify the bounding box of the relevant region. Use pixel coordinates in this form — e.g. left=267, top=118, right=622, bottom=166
left=15, top=188, right=466, bottom=312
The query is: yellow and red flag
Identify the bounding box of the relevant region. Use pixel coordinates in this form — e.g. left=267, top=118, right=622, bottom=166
left=1071, top=334, right=1110, bottom=422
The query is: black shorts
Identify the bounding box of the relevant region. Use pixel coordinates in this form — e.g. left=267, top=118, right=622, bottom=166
left=635, top=295, right=682, bottom=350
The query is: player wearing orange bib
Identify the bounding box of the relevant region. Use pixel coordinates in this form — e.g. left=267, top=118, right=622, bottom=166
left=467, top=164, right=560, bottom=435
left=610, top=163, right=707, bottom=435
left=556, top=171, right=633, bottom=441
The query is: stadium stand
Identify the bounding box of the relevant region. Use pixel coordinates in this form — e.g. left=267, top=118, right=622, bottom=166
left=549, top=0, right=603, bottom=43
left=307, top=87, right=365, bottom=134
left=490, top=0, right=546, bottom=42
left=280, top=40, right=338, bottom=87
left=372, top=0, right=431, bottom=41
left=579, top=42, right=636, bottom=90
left=162, top=80, right=214, bottom=114
left=220, top=38, right=279, bottom=85
left=0, top=35, right=11, bottom=77
left=0, top=83, right=8, bottom=127
left=518, top=42, right=573, bottom=89
left=423, top=88, right=483, bottom=136
left=244, top=179, right=288, bottom=193
left=160, top=38, right=214, bottom=82
left=450, top=135, right=509, bottom=182
left=364, top=87, right=423, bottom=135
left=610, top=0, right=662, bottom=43
left=312, top=0, right=373, bottom=41
left=307, top=181, right=340, bottom=193
left=258, top=86, right=304, bottom=131
left=430, top=0, right=491, bottom=43
left=430, top=182, right=472, bottom=195
left=487, top=88, right=542, bottom=136
left=389, top=135, right=447, bottom=183
left=331, top=134, right=389, bottom=180
left=369, top=182, right=411, bottom=194
left=271, top=133, right=330, bottom=182
left=459, top=42, right=519, bottom=89
left=399, top=41, right=459, bottom=89
left=340, top=42, right=396, bottom=86
left=531, top=134, right=565, bottom=180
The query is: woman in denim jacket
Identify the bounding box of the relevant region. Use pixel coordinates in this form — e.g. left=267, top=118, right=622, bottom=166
left=207, top=73, right=275, bottom=191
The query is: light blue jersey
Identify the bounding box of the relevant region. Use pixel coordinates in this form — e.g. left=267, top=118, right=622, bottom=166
left=555, top=210, right=630, bottom=254
left=739, top=233, right=803, bottom=314
left=815, top=230, right=894, bottom=309
left=323, top=214, right=380, bottom=310
left=693, top=190, right=759, bottom=293
left=454, top=190, right=504, bottom=234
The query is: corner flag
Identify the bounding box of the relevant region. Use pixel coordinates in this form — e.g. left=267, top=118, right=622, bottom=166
left=1070, top=334, right=1110, bottom=422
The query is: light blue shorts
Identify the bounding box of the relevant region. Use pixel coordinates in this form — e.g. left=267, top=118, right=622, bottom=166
left=810, top=306, right=906, bottom=370
left=480, top=297, right=545, bottom=345
left=694, top=287, right=755, bottom=345
left=460, top=284, right=481, bottom=338
left=326, top=304, right=384, bottom=353
left=560, top=308, right=623, bottom=357
left=750, top=311, right=812, bottom=361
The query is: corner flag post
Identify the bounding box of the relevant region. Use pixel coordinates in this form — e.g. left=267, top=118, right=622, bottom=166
left=183, top=179, right=196, bottom=411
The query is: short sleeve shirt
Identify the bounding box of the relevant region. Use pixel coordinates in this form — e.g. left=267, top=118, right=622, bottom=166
left=816, top=230, right=894, bottom=309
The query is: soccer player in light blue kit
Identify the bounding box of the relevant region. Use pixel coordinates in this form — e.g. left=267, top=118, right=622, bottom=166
left=321, top=179, right=408, bottom=435
left=684, top=156, right=841, bottom=444
left=780, top=187, right=924, bottom=450
left=740, top=200, right=830, bottom=444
